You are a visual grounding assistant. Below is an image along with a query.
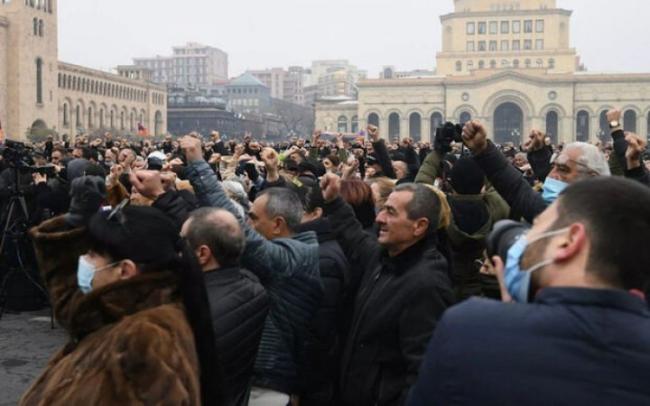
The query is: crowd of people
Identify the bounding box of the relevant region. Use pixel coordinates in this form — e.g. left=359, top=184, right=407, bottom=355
left=2, top=107, right=650, bottom=405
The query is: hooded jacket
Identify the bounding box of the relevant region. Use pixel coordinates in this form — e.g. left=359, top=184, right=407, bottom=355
left=21, top=216, right=201, bottom=406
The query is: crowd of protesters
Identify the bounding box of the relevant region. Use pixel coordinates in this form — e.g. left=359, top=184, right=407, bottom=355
left=2, top=106, right=650, bottom=405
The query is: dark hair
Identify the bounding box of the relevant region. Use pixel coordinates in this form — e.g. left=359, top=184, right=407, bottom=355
left=87, top=206, right=221, bottom=404
left=303, top=183, right=325, bottom=214
left=554, top=177, right=650, bottom=291
left=340, top=179, right=376, bottom=229
left=325, top=154, right=341, bottom=167
left=257, top=187, right=304, bottom=232
left=185, top=208, right=245, bottom=268
left=393, top=183, right=441, bottom=234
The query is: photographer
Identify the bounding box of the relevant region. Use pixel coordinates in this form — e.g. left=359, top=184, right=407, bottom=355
left=408, top=177, right=650, bottom=405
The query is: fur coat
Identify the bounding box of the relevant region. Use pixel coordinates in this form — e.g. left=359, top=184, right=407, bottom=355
left=20, top=216, right=201, bottom=405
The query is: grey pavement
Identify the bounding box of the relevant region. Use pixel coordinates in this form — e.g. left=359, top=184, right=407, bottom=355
left=0, top=309, right=66, bottom=406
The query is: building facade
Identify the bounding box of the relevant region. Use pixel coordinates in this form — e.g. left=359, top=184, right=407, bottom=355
left=0, top=0, right=166, bottom=140
left=134, top=42, right=228, bottom=87
left=248, top=66, right=306, bottom=105
left=316, top=0, right=650, bottom=144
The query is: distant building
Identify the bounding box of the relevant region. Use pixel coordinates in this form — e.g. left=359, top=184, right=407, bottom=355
left=380, top=66, right=436, bottom=79
left=225, top=72, right=271, bottom=114
left=0, top=0, right=167, bottom=140
left=316, top=0, right=650, bottom=144
left=247, top=66, right=306, bottom=105
left=134, top=42, right=228, bottom=87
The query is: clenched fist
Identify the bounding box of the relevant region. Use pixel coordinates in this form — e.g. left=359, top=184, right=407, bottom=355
left=625, top=132, right=647, bottom=169
left=462, top=120, right=489, bottom=154
left=320, top=173, right=341, bottom=203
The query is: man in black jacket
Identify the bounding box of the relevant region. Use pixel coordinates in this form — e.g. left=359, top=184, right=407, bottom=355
left=181, top=207, right=270, bottom=406
left=295, top=183, right=350, bottom=406
left=320, top=173, right=455, bottom=406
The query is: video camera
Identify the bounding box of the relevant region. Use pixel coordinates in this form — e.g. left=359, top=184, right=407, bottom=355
left=434, top=122, right=463, bottom=155
left=0, top=139, right=56, bottom=177
left=486, top=220, right=531, bottom=262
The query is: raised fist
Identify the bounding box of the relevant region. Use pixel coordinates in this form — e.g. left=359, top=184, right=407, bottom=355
left=367, top=125, right=380, bottom=142
left=606, top=109, right=622, bottom=125
left=462, top=120, right=489, bottom=154
left=625, top=132, right=647, bottom=167
left=320, top=172, right=341, bottom=203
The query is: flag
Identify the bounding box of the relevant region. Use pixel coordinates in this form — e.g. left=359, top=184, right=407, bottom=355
left=137, top=123, right=149, bottom=137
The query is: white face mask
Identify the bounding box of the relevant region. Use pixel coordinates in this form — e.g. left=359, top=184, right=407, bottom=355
left=77, top=255, right=119, bottom=294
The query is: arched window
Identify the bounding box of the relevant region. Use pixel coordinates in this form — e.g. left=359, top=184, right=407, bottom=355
left=63, top=103, right=69, bottom=126
left=545, top=111, right=559, bottom=144
left=351, top=116, right=359, bottom=134
left=367, top=113, right=379, bottom=127
left=35, top=58, right=43, bottom=104
left=337, top=115, right=348, bottom=133
left=409, top=112, right=422, bottom=142
left=599, top=111, right=609, bottom=141
left=460, top=111, right=472, bottom=125
left=88, top=107, right=93, bottom=128
left=130, top=112, right=135, bottom=131
left=38, top=19, right=43, bottom=37
left=478, top=60, right=485, bottom=69
left=33, top=18, right=38, bottom=35
left=455, top=61, right=462, bottom=72
left=75, top=105, right=81, bottom=128
left=99, top=109, right=104, bottom=128
left=576, top=110, right=590, bottom=142
left=110, top=110, right=114, bottom=128
left=388, top=112, right=400, bottom=139
left=513, top=59, right=520, bottom=68
left=120, top=111, right=125, bottom=129
left=525, top=59, right=531, bottom=68
left=548, top=58, right=555, bottom=69
left=624, top=110, right=637, bottom=132
left=430, top=112, right=444, bottom=140
left=47, top=0, right=52, bottom=13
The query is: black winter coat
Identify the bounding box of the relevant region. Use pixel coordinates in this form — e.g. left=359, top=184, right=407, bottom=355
left=204, top=267, right=270, bottom=406
left=324, top=197, right=455, bottom=406
left=295, top=218, right=350, bottom=406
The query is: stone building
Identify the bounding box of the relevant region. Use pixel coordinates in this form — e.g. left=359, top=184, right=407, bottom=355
left=316, top=0, right=650, bottom=144
left=0, top=0, right=167, bottom=141
left=134, top=42, right=229, bottom=87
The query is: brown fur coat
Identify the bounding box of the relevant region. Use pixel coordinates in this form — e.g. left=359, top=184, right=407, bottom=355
left=20, top=216, right=201, bottom=405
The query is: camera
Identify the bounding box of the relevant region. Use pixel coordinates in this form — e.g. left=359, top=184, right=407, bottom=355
left=436, top=122, right=463, bottom=144
left=486, top=220, right=531, bottom=262
left=0, top=139, right=34, bottom=168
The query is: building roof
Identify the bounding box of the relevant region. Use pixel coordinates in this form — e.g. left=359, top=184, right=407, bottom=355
left=228, top=72, right=267, bottom=88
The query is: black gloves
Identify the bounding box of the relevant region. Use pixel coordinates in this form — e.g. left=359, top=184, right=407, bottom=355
left=65, top=176, right=106, bottom=227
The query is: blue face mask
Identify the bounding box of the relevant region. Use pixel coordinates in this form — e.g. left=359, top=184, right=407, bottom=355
left=542, top=177, right=568, bottom=204
left=77, top=256, right=118, bottom=295
left=504, top=227, right=570, bottom=302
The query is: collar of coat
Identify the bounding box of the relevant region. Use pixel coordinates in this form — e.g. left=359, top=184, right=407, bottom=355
left=380, top=233, right=441, bottom=275
left=66, top=271, right=179, bottom=342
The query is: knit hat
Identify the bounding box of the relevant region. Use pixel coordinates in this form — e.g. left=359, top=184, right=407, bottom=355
left=449, top=157, right=485, bottom=195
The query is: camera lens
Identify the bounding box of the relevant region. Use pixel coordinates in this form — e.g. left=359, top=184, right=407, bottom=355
left=486, top=220, right=530, bottom=262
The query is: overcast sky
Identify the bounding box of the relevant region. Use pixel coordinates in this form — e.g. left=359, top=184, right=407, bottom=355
left=58, top=0, right=650, bottom=78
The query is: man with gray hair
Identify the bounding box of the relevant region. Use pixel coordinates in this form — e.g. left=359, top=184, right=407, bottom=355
left=462, top=120, right=611, bottom=223
left=181, top=207, right=269, bottom=406
left=179, top=136, right=322, bottom=406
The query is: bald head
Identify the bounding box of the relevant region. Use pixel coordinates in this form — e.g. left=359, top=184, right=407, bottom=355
left=182, top=208, right=245, bottom=271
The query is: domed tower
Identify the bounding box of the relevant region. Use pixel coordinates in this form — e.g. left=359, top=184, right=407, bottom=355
left=0, top=0, right=59, bottom=140
left=437, top=0, right=575, bottom=76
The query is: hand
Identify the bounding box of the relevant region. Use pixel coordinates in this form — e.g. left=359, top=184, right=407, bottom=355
left=168, top=157, right=184, bottom=167
left=312, top=130, right=321, bottom=144
left=160, top=172, right=177, bottom=192
left=320, top=173, right=341, bottom=203
left=180, top=136, right=203, bottom=163
left=606, top=109, right=622, bottom=125
left=484, top=256, right=513, bottom=303
left=341, top=159, right=359, bottom=180
left=211, top=131, right=220, bottom=141
left=261, top=148, right=279, bottom=169
left=129, top=170, right=166, bottom=200
left=527, top=129, right=545, bottom=151
left=462, top=120, right=489, bottom=154
left=625, top=132, right=647, bottom=168
left=209, top=153, right=222, bottom=165
left=367, top=125, right=380, bottom=142
left=335, top=132, right=345, bottom=148
left=234, top=144, right=245, bottom=157
left=32, top=172, right=47, bottom=185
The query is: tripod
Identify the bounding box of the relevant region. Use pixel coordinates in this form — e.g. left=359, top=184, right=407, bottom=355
left=0, top=169, right=52, bottom=327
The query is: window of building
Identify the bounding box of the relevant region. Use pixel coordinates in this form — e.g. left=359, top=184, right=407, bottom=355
left=512, top=40, right=521, bottom=51
left=490, top=60, right=497, bottom=69
left=535, top=39, right=544, bottom=50
left=478, top=41, right=486, bottom=51
left=466, top=22, right=475, bottom=35
left=548, top=58, right=555, bottom=69
left=524, top=40, right=532, bottom=50
left=33, top=18, right=38, bottom=35
left=525, top=59, right=532, bottom=68
left=38, top=19, right=43, bottom=36
left=467, top=61, right=474, bottom=70
left=489, top=41, right=497, bottom=51
left=512, top=21, right=521, bottom=33
left=524, top=20, right=533, bottom=33
left=478, top=22, right=486, bottom=34
left=513, top=59, right=520, bottom=68
left=35, top=58, right=43, bottom=104
left=63, top=104, right=69, bottom=126
left=455, top=61, right=462, bottom=72
left=536, top=19, right=545, bottom=33
left=536, top=59, right=543, bottom=67
left=501, top=40, right=509, bottom=51
left=501, top=21, right=509, bottom=34
left=478, top=60, right=485, bottom=69
left=337, top=116, right=348, bottom=133
left=489, top=21, right=498, bottom=34
left=467, top=41, right=475, bottom=52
